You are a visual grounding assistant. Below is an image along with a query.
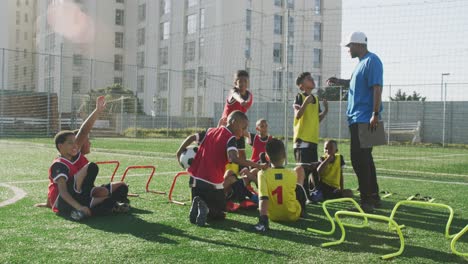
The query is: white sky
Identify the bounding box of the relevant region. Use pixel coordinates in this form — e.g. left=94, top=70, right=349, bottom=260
left=340, top=0, right=468, bottom=101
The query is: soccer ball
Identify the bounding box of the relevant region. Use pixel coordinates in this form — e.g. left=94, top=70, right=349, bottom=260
left=179, top=146, right=198, bottom=169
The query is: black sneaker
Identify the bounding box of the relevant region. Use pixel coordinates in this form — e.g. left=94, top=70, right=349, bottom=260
left=196, top=198, right=209, bottom=227
left=360, top=202, right=375, bottom=213
left=254, top=222, right=269, bottom=232
left=112, top=202, right=130, bottom=213
left=189, top=196, right=200, bottom=224
left=70, top=209, right=86, bottom=221
left=372, top=196, right=382, bottom=208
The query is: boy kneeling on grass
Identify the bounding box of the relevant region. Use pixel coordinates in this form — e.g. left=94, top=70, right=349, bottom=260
left=254, top=138, right=308, bottom=232
left=176, top=111, right=267, bottom=227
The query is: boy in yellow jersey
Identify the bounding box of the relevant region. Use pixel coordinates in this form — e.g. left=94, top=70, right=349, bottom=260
left=254, top=139, right=308, bottom=232
left=315, top=140, right=353, bottom=200
left=293, top=72, right=328, bottom=195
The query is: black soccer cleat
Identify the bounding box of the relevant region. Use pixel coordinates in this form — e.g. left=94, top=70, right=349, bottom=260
left=189, top=196, right=200, bottom=224
left=196, top=198, right=209, bottom=227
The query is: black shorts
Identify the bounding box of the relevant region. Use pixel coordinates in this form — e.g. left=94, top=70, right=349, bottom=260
left=294, top=143, right=318, bottom=164
left=226, top=179, right=251, bottom=202
left=56, top=177, right=93, bottom=216
left=319, top=182, right=343, bottom=200
left=190, top=178, right=226, bottom=219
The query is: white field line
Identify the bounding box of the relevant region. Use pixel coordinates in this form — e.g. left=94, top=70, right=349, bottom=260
left=0, top=183, right=27, bottom=207
left=373, top=153, right=468, bottom=162
left=376, top=168, right=468, bottom=178
left=343, top=173, right=468, bottom=186
left=2, top=171, right=182, bottom=185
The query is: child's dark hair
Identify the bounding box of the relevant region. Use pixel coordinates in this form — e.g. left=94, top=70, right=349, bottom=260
left=325, top=140, right=338, bottom=150
left=54, top=130, right=75, bottom=151
left=227, top=110, right=248, bottom=124
left=265, top=138, right=286, bottom=164
left=235, top=70, right=249, bottom=80
left=296, top=72, right=312, bottom=87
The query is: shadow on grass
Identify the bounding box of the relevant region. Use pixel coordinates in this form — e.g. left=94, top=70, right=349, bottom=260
left=325, top=228, right=464, bottom=263
left=83, top=207, right=287, bottom=257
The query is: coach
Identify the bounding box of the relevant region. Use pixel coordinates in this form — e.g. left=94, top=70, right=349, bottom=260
left=327, top=31, right=383, bottom=212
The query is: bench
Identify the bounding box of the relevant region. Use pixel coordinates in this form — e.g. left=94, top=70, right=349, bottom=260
left=385, top=121, right=422, bottom=143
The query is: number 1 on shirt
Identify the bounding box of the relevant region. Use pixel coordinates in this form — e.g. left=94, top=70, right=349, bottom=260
left=272, top=186, right=283, bottom=204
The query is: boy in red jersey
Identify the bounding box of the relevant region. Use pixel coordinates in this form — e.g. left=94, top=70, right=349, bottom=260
left=221, top=70, right=253, bottom=161
left=176, top=111, right=267, bottom=226
left=47, top=96, right=128, bottom=220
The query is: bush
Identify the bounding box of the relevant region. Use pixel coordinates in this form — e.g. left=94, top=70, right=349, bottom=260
left=123, top=127, right=204, bottom=138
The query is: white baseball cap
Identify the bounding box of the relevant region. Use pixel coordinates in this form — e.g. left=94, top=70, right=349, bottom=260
left=343, top=31, right=367, bottom=47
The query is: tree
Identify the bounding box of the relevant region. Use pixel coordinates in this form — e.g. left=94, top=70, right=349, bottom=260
left=317, top=86, right=348, bottom=101
left=390, top=89, right=426, bottom=101
left=89, top=84, right=144, bottom=114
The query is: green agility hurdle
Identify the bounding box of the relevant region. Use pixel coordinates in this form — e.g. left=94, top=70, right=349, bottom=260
left=307, top=198, right=368, bottom=235
left=388, top=200, right=455, bottom=239
left=451, top=225, right=468, bottom=257
left=323, top=211, right=405, bottom=260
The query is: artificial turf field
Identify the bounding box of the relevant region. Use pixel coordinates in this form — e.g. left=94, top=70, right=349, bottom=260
left=0, top=138, right=467, bottom=263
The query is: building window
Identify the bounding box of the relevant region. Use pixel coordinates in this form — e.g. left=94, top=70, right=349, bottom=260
left=186, top=14, right=197, bottom=35
left=200, top=8, right=205, bottom=29
left=287, top=0, right=294, bottom=9
left=138, top=4, right=146, bottom=22
left=274, top=0, right=283, bottom=7
left=287, top=44, right=293, bottom=64
left=315, top=0, right=321, bottom=15
left=160, top=22, right=170, bottom=40
left=288, top=71, right=294, bottom=89
left=187, top=0, right=197, bottom=8
left=72, top=76, right=81, bottom=93
left=159, top=72, right=168, bottom=91
left=115, top=32, right=124, bottom=48
left=24, top=32, right=28, bottom=41
left=137, top=75, right=144, bottom=92
left=314, top=22, right=322, bottom=41
left=183, top=69, right=196, bottom=89
left=25, top=0, right=28, bottom=5
left=313, top=48, right=322, bottom=68
left=16, top=30, right=20, bottom=43
left=116, top=0, right=124, bottom=3
left=273, top=71, right=283, bottom=91
left=273, top=43, right=283, bottom=63
left=115, top=9, right=124, bottom=26
left=183, top=97, right=194, bottom=115
left=156, top=98, right=167, bottom=113
left=159, top=47, right=168, bottom=65
left=17, top=0, right=20, bottom=6
left=23, top=66, right=27, bottom=76
left=184, top=41, right=196, bottom=63
left=16, top=11, right=20, bottom=25
left=160, top=0, right=171, bottom=15
left=114, top=54, right=123, bottom=71
left=24, top=13, right=28, bottom=23
left=198, top=66, right=205, bottom=87
left=274, top=15, right=283, bottom=35
left=73, top=54, right=82, bottom=66
left=199, top=37, right=204, bottom=60
left=137, top=28, right=145, bottom=46
left=114, top=77, right=123, bottom=85
left=23, top=49, right=27, bottom=58
left=137, top=51, right=145, bottom=68
left=245, top=38, right=251, bottom=59
left=246, top=9, right=252, bottom=31
left=288, top=16, right=294, bottom=37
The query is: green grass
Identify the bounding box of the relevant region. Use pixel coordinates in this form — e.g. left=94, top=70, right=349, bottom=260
left=0, top=138, right=467, bottom=263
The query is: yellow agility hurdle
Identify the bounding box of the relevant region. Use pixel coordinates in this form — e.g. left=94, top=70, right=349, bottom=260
left=307, top=198, right=368, bottom=235
left=451, top=225, right=468, bottom=257
left=388, top=200, right=455, bottom=239
left=323, top=211, right=405, bottom=260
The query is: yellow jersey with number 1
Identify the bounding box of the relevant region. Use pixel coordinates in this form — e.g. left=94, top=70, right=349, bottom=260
left=258, top=168, right=301, bottom=222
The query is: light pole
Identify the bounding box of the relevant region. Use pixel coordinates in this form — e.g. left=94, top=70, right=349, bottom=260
left=440, top=73, right=450, bottom=101
left=440, top=73, right=450, bottom=147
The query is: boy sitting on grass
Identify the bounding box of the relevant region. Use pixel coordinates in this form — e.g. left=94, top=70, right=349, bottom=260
left=254, top=139, right=308, bottom=232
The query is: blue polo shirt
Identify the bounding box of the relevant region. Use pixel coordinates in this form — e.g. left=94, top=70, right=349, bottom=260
left=347, top=52, right=383, bottom=125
